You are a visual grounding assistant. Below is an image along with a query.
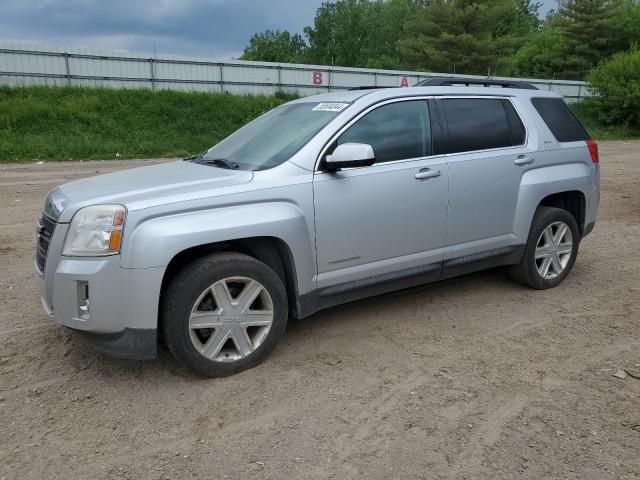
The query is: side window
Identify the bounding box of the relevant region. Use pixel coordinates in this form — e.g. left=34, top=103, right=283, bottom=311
left=337, top=100, right=431, bottom=163
left=531, top=97, right=590, bottom=142
left=503, top=100, right=526, bottom=146
left=441, top=98, right=512, bottom=154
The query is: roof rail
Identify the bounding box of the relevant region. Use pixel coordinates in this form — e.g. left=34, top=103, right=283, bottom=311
left=347, top=86, right=394, bottom=91
left=416, top=77, right=538, bottom=90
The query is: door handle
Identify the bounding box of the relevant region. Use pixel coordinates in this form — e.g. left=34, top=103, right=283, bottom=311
left=415, top=169, right=442, bottom=180
left=514, top=155, right=534, bottom=166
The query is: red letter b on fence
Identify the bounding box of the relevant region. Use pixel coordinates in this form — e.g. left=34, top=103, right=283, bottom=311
left=313, top=71, right=324, bottom=85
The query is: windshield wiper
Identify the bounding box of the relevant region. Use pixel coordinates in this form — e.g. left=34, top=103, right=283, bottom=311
left=203, top=158, right=240, bottom=170
left=185, top=154, right=240, bottom=170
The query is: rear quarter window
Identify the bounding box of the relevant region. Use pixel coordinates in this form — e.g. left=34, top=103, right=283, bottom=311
left=503, top=100, right=526, bottom=146
left=531, top=97, right=590, bottom=142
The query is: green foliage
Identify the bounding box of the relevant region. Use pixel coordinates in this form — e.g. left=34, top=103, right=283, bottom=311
left=508, top=0, right=640, bottom=80
left=240, top=30, right=307, bottom=63
left=0, top=86, right=289, bottom=162
left=360, top=0, right=419, bottom=68
left=304, top=0, right=369, bottom=66
left=502, top=25, right=565, bottom=78
left=493, top=0, right=542, bottom=38
left=400, top=0, right=493, bottom=75
left=238, top=0, right=640, bottom=85
left=304, top=0, right=417, bottom=68
left=556, top=0, right=629, bottom=80
left=584, top=48, right=640, bottom=128
left=572, top=102, right=640, bottom=139
left=399, top=0, right=539, bottom=75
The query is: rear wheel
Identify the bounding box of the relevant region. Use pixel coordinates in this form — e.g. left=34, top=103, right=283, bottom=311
left=161, top=252, right=288, bottom=377
left=509, top=206, right=580, bottom=289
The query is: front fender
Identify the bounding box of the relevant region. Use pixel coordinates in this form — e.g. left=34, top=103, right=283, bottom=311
left=120, top=201, right=316, bottom=294
left=513, top=162, right=592, bottom=240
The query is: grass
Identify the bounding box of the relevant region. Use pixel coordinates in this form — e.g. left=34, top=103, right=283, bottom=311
left=0, top=86, right=637, bottom=163
left=0, top=86, right=294, bottom=162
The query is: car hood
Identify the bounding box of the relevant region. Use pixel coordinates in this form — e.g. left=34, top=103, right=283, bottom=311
left=56, top=160, right=253, bottom=221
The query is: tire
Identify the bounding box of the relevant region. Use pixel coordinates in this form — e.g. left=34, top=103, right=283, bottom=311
left=509, top=206, right=580, bottom=289
left=161, top=252, right=288, bottom=377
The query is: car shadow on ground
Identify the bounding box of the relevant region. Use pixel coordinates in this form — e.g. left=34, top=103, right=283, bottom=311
left=56, top=266, right=519, bottom=383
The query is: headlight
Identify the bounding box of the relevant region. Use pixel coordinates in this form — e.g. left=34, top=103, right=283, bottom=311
left=62, top=205, right=127, bottom=257
left=43, top=188, right=70, bottom=220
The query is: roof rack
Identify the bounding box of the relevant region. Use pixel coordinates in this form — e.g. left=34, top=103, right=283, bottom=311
left=416, top=77, right=538, bottom=90
left=347, top=86, right=393, bottom=91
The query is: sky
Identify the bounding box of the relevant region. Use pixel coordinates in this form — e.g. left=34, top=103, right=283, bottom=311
left=0, top=0, right=558, bottom=60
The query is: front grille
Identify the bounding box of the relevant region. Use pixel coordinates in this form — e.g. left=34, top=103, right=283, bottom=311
left=36, top=214, right=56, bottom=272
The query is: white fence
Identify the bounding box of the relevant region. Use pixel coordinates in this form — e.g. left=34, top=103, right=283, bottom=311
left=0, top=43, right=590, bottom=102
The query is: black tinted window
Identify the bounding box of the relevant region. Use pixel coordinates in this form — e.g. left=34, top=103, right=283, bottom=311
left=531, top=97, right=589, bottom=142
left=504, top=100, right=526, bottom=145
left=442, top=98, right=512, bottom=153
left=338, top=101, right=430, bottom=163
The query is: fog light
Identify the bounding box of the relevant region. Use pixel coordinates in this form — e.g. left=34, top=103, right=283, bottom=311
left=77, top=281, right=90, bottom=320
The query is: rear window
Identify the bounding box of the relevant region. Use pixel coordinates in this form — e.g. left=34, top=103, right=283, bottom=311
left=441, top=98, right=513, bottom=154
left=531, top=97, right=590, bottom=142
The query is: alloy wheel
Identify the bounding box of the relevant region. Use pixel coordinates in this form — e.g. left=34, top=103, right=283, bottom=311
left=188, top=277, right=274, bottom=362
left=535, top=221, right=573, bottom=280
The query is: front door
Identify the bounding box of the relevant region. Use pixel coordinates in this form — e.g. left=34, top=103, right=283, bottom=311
left=313, top=99, right=449, bottom=289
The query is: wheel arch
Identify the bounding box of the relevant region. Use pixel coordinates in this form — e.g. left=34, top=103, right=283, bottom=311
left=159, top=236, right=303, bottom=322
left=515, top=163, right=591, bottom=242
left=538, top=190, right=586, bottom=237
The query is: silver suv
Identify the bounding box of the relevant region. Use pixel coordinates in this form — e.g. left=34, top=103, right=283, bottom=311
left=36, top=79, right=600, bottom=377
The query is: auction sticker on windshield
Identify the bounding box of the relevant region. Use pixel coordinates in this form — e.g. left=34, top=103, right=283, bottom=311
left=312, top=103, right=350, bottom=112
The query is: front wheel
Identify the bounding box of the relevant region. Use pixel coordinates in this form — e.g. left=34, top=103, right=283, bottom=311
left=161, top=252, right=288, bottom=377
left=509, top=206, right=580, bottom=289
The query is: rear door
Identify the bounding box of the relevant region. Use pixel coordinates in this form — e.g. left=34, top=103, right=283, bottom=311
left=438, top=96, right=534, bottom=274
left=313, top=98, right=449, bottom=289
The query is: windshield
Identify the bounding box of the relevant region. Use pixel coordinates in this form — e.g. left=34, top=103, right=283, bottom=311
left=201, top=102, right=348, bottom=170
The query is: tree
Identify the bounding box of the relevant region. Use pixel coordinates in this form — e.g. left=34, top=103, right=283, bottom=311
left=240, top=30, right=307, bottom=63
left=506, top=0, right=640, bottom=80
left=303, top=0, right=418, bottom=68
left=304, top=0, right=369, bottom=66
left=360, top=0, right=419, bottom=68
left=556, top=0, right=628, bottom=79
left=492, top=0, right=542, bottom=39
left=586, top=47, right=640, bottom=128
left=399, top=0, right=506, bottom=75
left=240, top=0, right=640, bottom=82
left=491, top=0, right=543, bottom=73
left=502, top=11, right=566, bottom=78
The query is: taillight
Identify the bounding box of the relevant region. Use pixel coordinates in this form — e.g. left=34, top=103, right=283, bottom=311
left=586, top=140, right=599, bottom=164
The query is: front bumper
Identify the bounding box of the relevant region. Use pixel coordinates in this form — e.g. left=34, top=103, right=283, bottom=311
left=37, top=236, right=164, bottom=359
left=76, top=328, right=157, bottom=360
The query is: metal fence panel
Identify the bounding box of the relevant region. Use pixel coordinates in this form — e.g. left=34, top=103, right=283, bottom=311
left=0, top=50, right=67, bottom=75
left=0, top=43, right=590, bottom=101
left=155, top=61, right=220, bottom=83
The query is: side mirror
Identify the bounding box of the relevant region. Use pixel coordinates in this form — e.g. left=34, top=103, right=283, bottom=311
left=324, top=143, right=375, bottom=171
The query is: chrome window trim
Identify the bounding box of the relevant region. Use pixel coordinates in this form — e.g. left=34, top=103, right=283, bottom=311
left=314, top=94, right=531, bottom=172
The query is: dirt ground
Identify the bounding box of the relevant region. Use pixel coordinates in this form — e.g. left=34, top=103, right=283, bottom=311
left=0, top=143, right=639, bottom=480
